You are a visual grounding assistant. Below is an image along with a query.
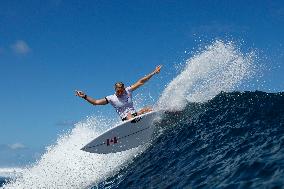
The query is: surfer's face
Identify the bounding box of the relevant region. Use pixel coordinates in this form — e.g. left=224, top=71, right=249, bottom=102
left=115, top=86, right=125, bottom=96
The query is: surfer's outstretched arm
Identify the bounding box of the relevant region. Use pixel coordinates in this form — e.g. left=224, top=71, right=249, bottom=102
left=75, top=90, right=108, bottom=105
left=131, top=65, right=162, bottom=91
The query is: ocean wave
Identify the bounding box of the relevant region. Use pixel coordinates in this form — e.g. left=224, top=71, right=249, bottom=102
left=102, top=91, right=284, bottom=189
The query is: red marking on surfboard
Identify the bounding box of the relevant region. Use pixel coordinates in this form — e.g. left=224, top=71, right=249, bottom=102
left=106, top=137, right=118, bottom=146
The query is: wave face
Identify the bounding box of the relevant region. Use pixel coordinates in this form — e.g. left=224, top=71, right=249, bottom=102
left=102, top=91, right=284, bottom=189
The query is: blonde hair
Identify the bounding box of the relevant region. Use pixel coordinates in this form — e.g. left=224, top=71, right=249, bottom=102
left=114, top=82, right=124, bottom=89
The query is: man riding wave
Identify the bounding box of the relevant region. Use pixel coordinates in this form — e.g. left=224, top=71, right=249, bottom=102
left=75, top=65, right=162, bottom=121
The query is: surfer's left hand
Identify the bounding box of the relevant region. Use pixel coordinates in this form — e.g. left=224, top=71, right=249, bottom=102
left=154, top=65, right=162, bottom=74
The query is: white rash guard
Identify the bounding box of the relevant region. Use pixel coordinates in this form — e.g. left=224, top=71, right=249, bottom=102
left=105, top=86, right=136, bottom=119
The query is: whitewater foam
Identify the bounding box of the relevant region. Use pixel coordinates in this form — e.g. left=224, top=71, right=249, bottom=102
left=158, top=40, right=256, bottom=111
left=2, top=117, right=145, bottom=189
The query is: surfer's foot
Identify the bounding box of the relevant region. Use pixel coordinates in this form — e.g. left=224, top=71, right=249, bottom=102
left=126, top=113, right=135, bottom=120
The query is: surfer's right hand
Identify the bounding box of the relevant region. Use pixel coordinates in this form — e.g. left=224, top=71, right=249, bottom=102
left=75, top=90, right=86, bottom=98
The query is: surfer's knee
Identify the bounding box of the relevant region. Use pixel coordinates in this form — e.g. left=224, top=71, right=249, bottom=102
left=144, top=107, right=152, bottom=112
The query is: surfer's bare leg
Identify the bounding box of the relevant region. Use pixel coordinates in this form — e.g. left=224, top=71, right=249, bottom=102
left=137, top=107, right=152, bottom=116
left=125, top=107, right=152, bottom=120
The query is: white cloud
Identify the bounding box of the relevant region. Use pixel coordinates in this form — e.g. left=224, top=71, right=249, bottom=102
left=11, top=40, right=31, bottom=54
left=0, top=168, right=23, bottom=178
left=8, top=143, right=26, bottom=150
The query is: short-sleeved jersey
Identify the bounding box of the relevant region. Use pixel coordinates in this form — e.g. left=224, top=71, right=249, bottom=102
left=105, top=86, right=136, bottom=119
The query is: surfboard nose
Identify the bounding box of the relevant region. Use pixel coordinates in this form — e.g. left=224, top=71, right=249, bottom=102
left=81, top=147, right=89, bottom=152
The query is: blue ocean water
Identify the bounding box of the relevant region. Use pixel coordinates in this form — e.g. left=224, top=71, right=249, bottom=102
left=0, top=177, right=7, bottom=188
left=96, top=91, right=284, bottom=189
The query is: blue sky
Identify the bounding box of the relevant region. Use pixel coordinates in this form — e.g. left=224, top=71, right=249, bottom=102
left=0, top=0, right=283, bottom=166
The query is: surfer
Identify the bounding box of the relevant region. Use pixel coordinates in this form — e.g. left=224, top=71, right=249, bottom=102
left=75, top=65, right=162, bottom=121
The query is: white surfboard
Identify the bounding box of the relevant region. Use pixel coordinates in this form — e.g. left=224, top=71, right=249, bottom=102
left=81, top=111, right=160, bottom=154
